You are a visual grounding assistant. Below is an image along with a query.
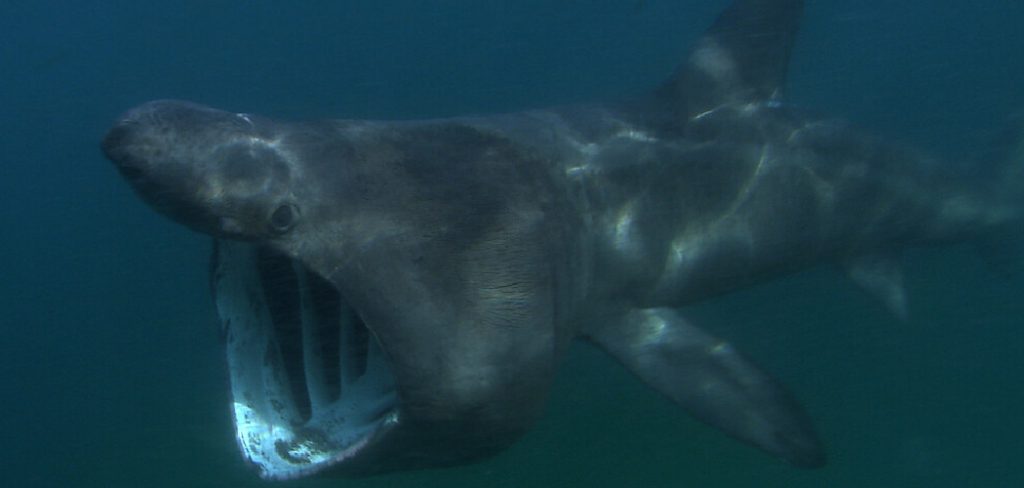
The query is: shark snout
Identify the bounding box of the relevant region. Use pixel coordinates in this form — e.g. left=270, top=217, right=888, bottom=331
left=104, top=101, right=218, bottom=182
left=101, top=101, right=182, bottom=178
left=101, top=101, right=223, bottom=235
left=102, top=117, right=145, bottom=181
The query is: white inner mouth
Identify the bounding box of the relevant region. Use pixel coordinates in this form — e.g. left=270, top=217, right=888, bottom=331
left=212, top=240, right=398, bottom=480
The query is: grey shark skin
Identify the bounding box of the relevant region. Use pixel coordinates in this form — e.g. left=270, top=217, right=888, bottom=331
left=102, top=0, right=1022, bottom=480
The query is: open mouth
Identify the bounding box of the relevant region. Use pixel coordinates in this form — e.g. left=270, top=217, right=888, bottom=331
left=210, top=240, right=398, bottom=480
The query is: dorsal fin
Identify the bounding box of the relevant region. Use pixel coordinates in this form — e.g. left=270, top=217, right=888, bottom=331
left=656, top=0, right=804, bottom=119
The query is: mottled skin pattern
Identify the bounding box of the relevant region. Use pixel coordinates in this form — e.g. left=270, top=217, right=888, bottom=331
left=101, top=0, right=1021, bottom=480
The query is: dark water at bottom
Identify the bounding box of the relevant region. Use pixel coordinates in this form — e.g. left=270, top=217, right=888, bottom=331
left=11, top=234, right=1018, bottom=487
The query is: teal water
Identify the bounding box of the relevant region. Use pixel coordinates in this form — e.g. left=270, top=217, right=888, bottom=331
left=2, top=1, right=1022, bottom=486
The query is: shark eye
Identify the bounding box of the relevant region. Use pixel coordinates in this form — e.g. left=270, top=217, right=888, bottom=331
left=268, top=203, right=299, bottom=234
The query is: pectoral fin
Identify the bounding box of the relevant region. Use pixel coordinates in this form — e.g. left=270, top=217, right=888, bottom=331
left=584, top=308, right=825, bottom=468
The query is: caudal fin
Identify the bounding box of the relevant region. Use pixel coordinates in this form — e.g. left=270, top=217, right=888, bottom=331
left=975, top=113, right=1024, bottom=277
left=998, top=113, right=1024, bottom=201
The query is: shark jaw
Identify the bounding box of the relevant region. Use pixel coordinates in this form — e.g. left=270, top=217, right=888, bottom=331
left=211, top=240, right=399, bottom=480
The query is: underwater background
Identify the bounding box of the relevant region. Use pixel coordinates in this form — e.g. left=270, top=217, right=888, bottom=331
left=2, top=0, right=1023, bottom=486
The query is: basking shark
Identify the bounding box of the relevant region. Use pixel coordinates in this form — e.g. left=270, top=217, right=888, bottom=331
left=101, top=0, right=1022, bottom=480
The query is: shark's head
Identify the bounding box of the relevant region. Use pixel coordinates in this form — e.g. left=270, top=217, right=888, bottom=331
left=102, top=100, right=300, bottom=241
left=103, top=100, right=569, bottom=479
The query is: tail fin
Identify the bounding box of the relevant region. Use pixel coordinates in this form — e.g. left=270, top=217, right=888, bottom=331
left=655, top=0, right=804, bottom=121
left=996, top=113, right=1024, bottom=201
left=977, top=228, right=1024, bottom=279
left=976, top=113, right=1024, bottom=277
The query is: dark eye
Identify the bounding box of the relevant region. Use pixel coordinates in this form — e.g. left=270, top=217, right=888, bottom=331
left=268, top=204, right=298, bottom=234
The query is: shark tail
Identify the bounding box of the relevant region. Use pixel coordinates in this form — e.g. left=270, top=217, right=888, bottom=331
left=842, top=116, right=1024, bottom=316
left=974, top=113, right=1024, bottom=278
left=998, top=113, right=1024, bottom=202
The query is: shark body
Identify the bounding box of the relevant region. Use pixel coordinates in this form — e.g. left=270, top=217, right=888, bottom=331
left=101, top=0, right=1022, bottom=480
